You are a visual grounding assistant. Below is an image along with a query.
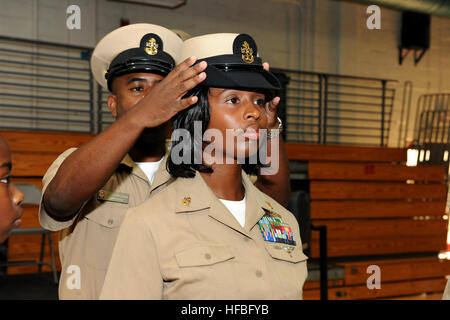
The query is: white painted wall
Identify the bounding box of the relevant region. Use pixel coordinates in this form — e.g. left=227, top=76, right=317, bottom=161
left=0, top=0, right=449, bottom=145
left=336, top=1, right=450, bottom=147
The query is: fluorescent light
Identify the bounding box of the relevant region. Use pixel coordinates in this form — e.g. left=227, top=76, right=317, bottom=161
left=407, top=149, right=418, bottom=167
left=425, top=150, right=431, bottom=161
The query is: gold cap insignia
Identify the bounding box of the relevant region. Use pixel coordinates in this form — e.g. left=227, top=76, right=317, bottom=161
left=145, top=38, right=158, bottom=55
left=182, top=196, right=191, bottom=206
left=241, top=41, right=254, bottom=64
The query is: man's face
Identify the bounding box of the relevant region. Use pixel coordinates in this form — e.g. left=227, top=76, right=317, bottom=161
left=108, top=72, right=164, bottom=118
left=107, top=72, right=167, bottom=146
left=0, top=139, right=24, bottom=243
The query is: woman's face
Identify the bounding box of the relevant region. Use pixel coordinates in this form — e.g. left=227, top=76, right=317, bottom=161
left=0, top=139, right=24, bottom=243
left=205, top=88, right=268, bottom=163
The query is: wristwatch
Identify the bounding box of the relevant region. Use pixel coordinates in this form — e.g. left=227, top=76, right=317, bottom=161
left=267, top=117, right=283, bottom=139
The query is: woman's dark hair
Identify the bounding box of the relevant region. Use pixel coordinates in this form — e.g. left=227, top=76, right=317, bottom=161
left=167, top=86, right=265, bottom=178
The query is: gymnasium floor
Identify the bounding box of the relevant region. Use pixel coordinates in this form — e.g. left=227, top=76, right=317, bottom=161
left=0, top=272, right=58, bottom=300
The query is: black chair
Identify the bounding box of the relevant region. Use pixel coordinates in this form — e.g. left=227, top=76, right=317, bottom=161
left=288, top=190, right=344, bottom=300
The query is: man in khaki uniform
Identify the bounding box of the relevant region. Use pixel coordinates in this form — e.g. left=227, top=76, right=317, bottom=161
left=39, top=24, right=207, bottom=299
left=40, top=25, right=291, bottom=299
left=100, top=33, right=307, bottom=300
left=41, top=148, right=171, bottom=299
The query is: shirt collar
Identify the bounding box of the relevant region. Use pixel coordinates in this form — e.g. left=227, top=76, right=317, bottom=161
left=173, top=170, right=278, bottom=236
left=119, top=153, right=171, bottom=191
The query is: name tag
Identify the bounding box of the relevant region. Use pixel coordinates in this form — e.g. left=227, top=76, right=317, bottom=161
left=97, top=190, right=129, bottom=204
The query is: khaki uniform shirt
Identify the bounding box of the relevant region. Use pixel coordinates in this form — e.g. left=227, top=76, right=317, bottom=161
left=443, top=278, right=450, bottom=300
left=100, top=171, right=308, bottom=300
left=39, top=148, right=171, bottom=300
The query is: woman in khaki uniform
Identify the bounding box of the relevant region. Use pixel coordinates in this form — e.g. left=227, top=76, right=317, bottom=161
left=100, top=33, right=308, bottom=300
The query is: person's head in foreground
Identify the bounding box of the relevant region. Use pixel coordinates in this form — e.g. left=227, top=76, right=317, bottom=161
left=167, top=33, right=281, bottom=177
left=0, top=135, right=24, bottom=243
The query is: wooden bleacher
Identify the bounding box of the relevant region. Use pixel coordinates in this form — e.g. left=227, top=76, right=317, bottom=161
left=1, top=130, right=94, bottom=275
left=286, top=143, right=450, bottom=300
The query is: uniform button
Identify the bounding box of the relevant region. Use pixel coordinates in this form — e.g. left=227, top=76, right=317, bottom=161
left=205, top=253, right=211, bottom=260
left=255, top=270, right=263, bottom=278
left=107, top=219, right=114, bottom=225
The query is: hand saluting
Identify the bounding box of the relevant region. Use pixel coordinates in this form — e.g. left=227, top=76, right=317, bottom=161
left=131, top=56, right=207, bottom=129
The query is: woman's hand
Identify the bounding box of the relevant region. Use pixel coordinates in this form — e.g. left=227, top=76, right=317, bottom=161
left=262, top=62, right=281, bottom=130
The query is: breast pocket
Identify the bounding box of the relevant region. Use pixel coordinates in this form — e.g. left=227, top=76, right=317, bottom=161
left=175, top=244, right=235, bottom=267
left=265, top=244, right=309, bottom=299
left=173, top=244, right=236, bottom=298
left=84, top=202, right=129, bottom=270
left=265, top=244, right=309, bottom=263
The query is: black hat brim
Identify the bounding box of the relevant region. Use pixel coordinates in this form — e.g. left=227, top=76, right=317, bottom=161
left=200, top=65, right=281, bottom=92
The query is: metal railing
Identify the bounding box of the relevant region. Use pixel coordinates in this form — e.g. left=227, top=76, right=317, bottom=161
left=0, top=35, right=398, bottom=144
left=413, top=94, right=450, bottom=145
left=415, top=110, right=450, bottom=145
left=412, top=93, right=450, bottom=169
left=273, top=68, right=397, bottom=146
left=397, top=81, right=414, bottom=147
left=0, top=36, right=94, bottom=133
